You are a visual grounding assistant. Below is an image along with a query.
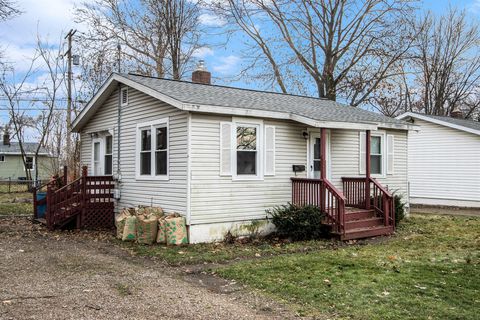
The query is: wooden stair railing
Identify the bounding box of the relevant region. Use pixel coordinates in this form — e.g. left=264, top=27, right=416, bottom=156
left=46, top=177, right=84, bottom=230
left=342, top=177, right=395, bottom=228
left=291, top=178, right=346, bottom=235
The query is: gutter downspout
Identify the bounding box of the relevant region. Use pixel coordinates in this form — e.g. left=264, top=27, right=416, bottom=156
left=116, top=83, right=122, bottom=182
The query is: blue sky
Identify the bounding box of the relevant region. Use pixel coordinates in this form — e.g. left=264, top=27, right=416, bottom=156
left=1, top=0, right=480, bottom=129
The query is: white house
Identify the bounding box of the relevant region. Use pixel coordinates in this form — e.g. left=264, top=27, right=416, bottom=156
left=72, top=68, right=414, bottom=243
left=397, top=112, right=480, bottom=208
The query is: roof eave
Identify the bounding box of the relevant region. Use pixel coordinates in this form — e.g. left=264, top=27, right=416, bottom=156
left=397, top=112, right=479, bottom=136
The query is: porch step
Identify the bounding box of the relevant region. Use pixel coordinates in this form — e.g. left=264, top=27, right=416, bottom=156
left=341, top=225, right=393, bottom=240
left=345, top=209, right=375, bottom=221
left=345, top=217, right=383, bottom=229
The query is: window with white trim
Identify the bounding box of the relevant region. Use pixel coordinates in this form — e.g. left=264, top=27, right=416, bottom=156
left=359, top=132, right=394, bottom=176
left=25, top=156, right=34, bottom=170
left=136, top=118, right=169, bottom=179
left=236, top=125, right=257, bottom=175
left=219, top=119, right=275, bottom=180
left=104, top=135, right=113, bottom=175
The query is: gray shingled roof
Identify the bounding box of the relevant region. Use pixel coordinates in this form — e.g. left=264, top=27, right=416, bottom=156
left=418, top=114, right=480, bottom=132
left=0, top=142, right=49, bottom=155
left=122, top=73, right=407, bottom=128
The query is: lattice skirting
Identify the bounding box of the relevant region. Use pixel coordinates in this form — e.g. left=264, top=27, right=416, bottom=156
left=82, top=201, right=115, bottom=229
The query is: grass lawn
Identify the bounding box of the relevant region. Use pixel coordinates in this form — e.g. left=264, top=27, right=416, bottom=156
left=217, top=215, right=480, bottom=319
left=0, top=192, right=33, bottom=216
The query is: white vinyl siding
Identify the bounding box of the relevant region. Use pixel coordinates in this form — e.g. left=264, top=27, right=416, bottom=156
left=331, top=129, right=408, bottom=197
left=190, top=113, right=306, bottom=225
left=408, top=118, right=480, bottom=206
left=80, top=87, right=188, bottom=214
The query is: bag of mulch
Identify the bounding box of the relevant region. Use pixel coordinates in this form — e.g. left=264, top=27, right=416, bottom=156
left=165, top=214, right=188, bottom=245
left=122, top=215, right=138, bottom=241
left=149, top=207, right=164, bottom=219
left=115, top=208, right=134, bottom=239
left=156, top=218, right=167, bottom=244
left=137, top=214, right=158, bottom=245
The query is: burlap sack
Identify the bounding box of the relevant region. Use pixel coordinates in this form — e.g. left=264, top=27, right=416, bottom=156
left=156, top=218, right=167, bottom=244
left=122, top=215, right=137, bottom=241
left=149, top=207, right=164, bottom=219
left=137, top=214, right=158, bottom=245
left=115, top=208, right=135, bottom=239
left=165, top=215, right=188, bottom=245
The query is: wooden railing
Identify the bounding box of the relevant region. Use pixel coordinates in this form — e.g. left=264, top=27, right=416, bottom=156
left=46, top=177, right=83, bottom=229
left=342, top=177, right=367, bottom=208
left=342, top=177, right=395, bottom=228
left=39, top=166, right=115, bottom=230
left=291, top=178, right=346, bottom=234
left=370, top=178, right=395, bottom=228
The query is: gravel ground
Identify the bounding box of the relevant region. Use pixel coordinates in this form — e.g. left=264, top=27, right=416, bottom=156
left=0, top=217, right=300, bottom=320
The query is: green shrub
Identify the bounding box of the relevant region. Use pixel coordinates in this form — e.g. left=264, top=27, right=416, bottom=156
left=266, top=203, right=329, bottom=241
left=394, top=193, right=406, bottom=226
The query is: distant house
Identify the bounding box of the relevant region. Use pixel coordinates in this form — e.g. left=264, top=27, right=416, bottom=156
left=0, top=133, right=53, bottom=180
left=71, top=66, right=415, bottom=243
left=397, top=112, right=480, bottom=208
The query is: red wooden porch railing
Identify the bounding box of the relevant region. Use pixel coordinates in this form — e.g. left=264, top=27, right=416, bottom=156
left=37, top=166, right=115, bottom=230
left=342, top=177, right=395, bottom=228
left=291, top=177, right=346, bottom=234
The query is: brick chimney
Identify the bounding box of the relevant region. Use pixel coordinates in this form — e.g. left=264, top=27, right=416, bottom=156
left=3, top=132, right=10, bottom=146
left=450, top=107, right=463, bottom=118
left=192, top=60, right=211, bottom=85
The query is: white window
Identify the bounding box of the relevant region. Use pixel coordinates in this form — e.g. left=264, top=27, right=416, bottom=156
left=120, top=87, right=128, bottom=106
left=0, top=155, right=5, bottom=162
left=136, top=118, right=169, bottom=180
left=219, top=118, right=275, bottom=180
left=104, top=135, right=113, bottom=175
left=25, top=156, right=34, bottom=170
left=359, top=132, right=394, bottom=177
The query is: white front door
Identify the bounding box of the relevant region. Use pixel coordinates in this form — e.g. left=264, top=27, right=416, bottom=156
left=308, top=131, right=330, bottom=179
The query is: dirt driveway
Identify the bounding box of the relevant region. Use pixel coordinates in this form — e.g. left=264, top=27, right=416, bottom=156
left=0, top=218, right=297, bottom=320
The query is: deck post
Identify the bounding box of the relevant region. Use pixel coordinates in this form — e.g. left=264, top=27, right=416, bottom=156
left=320, top=128, right=326, bottom=213
left=81, top=166, right=88, bottom=228
left=365, top=130, right=371, bottom=210
left=63, top=165, right=68, bottom=186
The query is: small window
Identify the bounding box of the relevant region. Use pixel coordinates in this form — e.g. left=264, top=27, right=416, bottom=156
left=155, top=127, right=167, bottom=175
left=121, top=87, right=128, bottom=106
left=0, top=155, right=5, bottom=162
left=104, top=135, right=113, bottom=175
left=236, top=126, right=257, bottom=175
left=140, top=129, right=152, bottom=175
left=25, top=156, right=34, bottom=170
left=370, top=136, right=382, bottom=175
left=136, top=118, right=169, bottom=180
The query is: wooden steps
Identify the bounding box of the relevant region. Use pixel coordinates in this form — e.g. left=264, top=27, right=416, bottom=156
left=339, top=207, right=393, bottom=240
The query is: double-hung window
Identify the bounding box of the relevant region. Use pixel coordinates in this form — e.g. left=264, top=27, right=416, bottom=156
left=370, top=136, right=382, bottom=175
left=136, top=118, right=169, bottom=180
left=236, top=126, right=258, bottom=175
left=359, top=132, right=394, bottom=177
left=220, top=118, right=275, bottom=180
left=25, top=156, right=34, bottom=170
left=104, top=135, right=113, bottom=175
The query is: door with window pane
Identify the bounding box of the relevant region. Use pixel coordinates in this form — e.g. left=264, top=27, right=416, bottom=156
left=309, top=132, right=329, bottom=179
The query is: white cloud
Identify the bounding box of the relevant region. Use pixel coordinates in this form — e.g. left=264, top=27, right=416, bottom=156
left=213, top=55, right=240, bottom=74
left=199, top=13, right=227, bottom=27
left=192, top=46, right=214, bottom=58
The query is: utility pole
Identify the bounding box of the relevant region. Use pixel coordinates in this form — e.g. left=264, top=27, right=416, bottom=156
left=65, top=29, right=76, bottom=171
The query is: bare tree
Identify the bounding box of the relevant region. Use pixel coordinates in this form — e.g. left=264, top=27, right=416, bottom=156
left=75, top=0, right=202, bottom=82
left=214, top=0, right=417, bottom=104
left=411, top=8, right=480, bottom=117
left=0, top=0, right=21, bottom=21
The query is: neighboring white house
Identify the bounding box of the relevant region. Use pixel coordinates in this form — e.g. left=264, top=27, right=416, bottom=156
left=72, top=69, right=414, bottom=243
left=397, top=112, right=480, bottom=208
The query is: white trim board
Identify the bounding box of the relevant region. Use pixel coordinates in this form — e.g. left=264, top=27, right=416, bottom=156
left=397, top=112, right=479, bottom=136
left=72, top=73, right=414, bottom=133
